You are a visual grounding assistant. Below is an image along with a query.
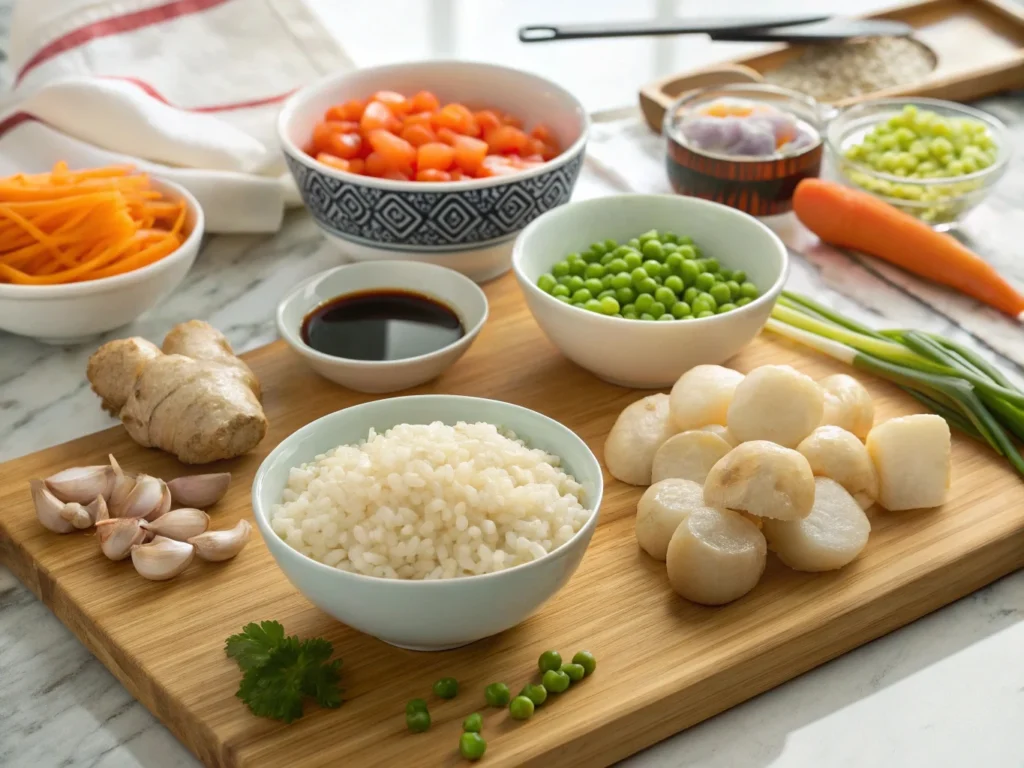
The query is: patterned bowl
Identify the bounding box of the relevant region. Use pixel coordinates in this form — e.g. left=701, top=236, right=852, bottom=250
left=278, top=61, right=589, bottom=282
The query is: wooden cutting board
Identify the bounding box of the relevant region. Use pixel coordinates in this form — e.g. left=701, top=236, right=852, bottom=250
left=1, top=273, right=1022, bottom=768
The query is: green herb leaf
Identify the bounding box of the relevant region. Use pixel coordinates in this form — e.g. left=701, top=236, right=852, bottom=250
left=236, top=639, right=307, bottom=723
left=303, top=657, right=343, bottom=709
left=225, top=620, right=287, bottom=671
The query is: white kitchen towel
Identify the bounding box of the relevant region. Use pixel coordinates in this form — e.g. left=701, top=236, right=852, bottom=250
left=1, top=0, right=355, bottom=233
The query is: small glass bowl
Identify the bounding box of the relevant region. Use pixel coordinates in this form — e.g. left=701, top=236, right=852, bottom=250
left=663, top=83, right=830, bottom=217
left=826, top=98, right=1011, bottom=231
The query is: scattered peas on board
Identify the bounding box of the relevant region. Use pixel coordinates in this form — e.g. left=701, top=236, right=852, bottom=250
left=432, top=677, right=458, bottom=699
left=839, top=104, right=1001, bottom=225
left=536, top=230, right=758, bottom=320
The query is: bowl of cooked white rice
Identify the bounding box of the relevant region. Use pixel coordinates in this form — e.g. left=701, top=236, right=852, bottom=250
left=251, top=394, right=603, bottom=651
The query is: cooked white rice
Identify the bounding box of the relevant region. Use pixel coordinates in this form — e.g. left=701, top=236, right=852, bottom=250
left=270, top=421, right=591, bottom=579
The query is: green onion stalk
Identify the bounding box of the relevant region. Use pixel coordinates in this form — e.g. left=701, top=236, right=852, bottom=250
left=766, top=291, right=1024, bottom=478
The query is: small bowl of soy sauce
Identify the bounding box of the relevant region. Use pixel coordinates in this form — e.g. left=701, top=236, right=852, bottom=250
left=277, top=262, right=488, bottom=393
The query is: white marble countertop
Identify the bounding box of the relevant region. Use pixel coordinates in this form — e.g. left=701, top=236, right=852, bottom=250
left=2, top=2, right=1024, bottom=767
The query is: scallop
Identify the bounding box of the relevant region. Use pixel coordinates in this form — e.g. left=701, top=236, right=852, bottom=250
left=651, top=430, right=733, bottom=485
left=668, top=365, right=744, bottom=432
left=665, top=506, right=767, bottom=605
left=635, top=479, right=704, bottom=561
left=819, top=373, right=875, bottom=439
left=763, top=477, right=871, bottom=572
left=604, top=394, right=676, bottom=486
left=797, top=426, right=878, bottom=505
left=866, top=414, right=951, bottom=511
left=704, top=441, right=815, bottom=521
left=727, top=365, right=824, bottom=447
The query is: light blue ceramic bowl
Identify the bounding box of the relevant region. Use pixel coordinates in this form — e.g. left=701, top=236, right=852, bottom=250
left=252, top=395, right=602, bottom=651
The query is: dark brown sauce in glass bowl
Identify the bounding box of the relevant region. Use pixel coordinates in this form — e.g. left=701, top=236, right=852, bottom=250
left=301, top=290, right=464, bottom=361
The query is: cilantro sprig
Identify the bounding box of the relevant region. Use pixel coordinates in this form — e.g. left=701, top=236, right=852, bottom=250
left=225, top=621, right=343, bottom=723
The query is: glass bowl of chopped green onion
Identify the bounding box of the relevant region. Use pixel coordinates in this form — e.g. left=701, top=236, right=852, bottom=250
left=826, top=98, right=1010, bottom=231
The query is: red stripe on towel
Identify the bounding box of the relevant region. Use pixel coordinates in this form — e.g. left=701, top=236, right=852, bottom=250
left=103, top=76, right=295, bottom=112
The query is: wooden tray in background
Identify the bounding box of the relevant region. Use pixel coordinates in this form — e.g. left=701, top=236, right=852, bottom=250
left=1, top=274, right=1023, bottom=767
left=640, top=0, right=1024, bottom=132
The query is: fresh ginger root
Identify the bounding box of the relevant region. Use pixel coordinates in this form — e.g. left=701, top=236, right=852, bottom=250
left=87, top=321, right=267, bottom=464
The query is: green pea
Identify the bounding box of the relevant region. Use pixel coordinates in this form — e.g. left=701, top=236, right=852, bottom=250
left=462, top=712, right=483, bottom=733
left=709, top=283, right=732, bottom=305
left=554, top=295, right=571, bottom=303
left=661, top=243, right=679, bottom=255
left=568, top=259, right=586, bottom=276
left=550, top=284, right=570, bottom=299
left=433, top=677, right=458, bottom=699
left=692, top=293, right=717, bottom=314
left=566, top=275, right=585, bottom=292
left=509, top=696, right=534, bottom=720
left=610, top=273, right=631, bottom=290
left=561, top=663, right=586, bottom=682
left=601, top=274, right=615, bottom=289
left=606, top=257, right=628, bottom=274
left=484, top=682, right=510, bottom=707
left=599, top=296, right=620, bottom=315
left=406, top=698, right=428, bottom=716
left=683, top=286, right=699, bottom=304
left=671, top=301, right=692, bottom=319
left=696, top=310, right=715, bottom=319
left=623, top=252, right=643, bottom=270
left=616, top=286, right=636, bottom=304
left=565, top=252, right=582, bottom=263
left=641, top=240, right=664, bottom=261
left=603, top=238, right=618, bottom=252
left=542, top=669, right=571, bottom=693
left=536, top=273, right=557, bottom=293
left=653, top=275, right=663, bottom=285
left=677, top=244, right=697, bottom=260
left=676, top=234, right=694, bottom=246
left=459, top=732, right=487, bottom=761
left=711, top=272, right=725, bottom=283
left=540, top=652, right=563, bottom=675
left=695, top=272, right=715, bottom=292
left=639, top=312, right=655, bottom=321
left=583, top=299, right=603, bottom=313
left=630, top=267, right=648, bottom=286
left=599, top=252, right=615, bottom=266
left=654, top=286, right=676, bottom=306
left=580, top=249, right=600, bottom=264
left=717, top=302, right=738, bottom=313
left=739, top=282, right=759, bottom=300
left=589, top=242, right=607, bottom=257
left=665, top=252, right=684, bottom=274
left=648, top=301, right=666, bottom=319
left=725, top=280, right=741, bottom=299
left=660, top=231, right=678, bottom=244
left=406, top=709, right=431, bottom=733
left=583, top=278, right=603, bottom=295
left=657, top=313, right=674, bottom=321
left=636, top=277, right=659, bottom=294
left=736, top=296, right=752, bottom=307
left=520, top=683, right=548, bottom=706
left=634, top=294, right=655, bottom=313
left=680, top=260, right=701, bottom=286
left=717, top=268, right=733, bottom=282
left=556, top=275, right=573, bottom=287
left=612, top=245, right=634, bottom=259
left=551, top=260, right=570, bottom=278
left=597, top=289, right=615, bottom=300
left=642, top=260, right=662, bottom=277
left=627, top=237, right=642, bottom=250
left=701, top=258, right=720, bottom=273
left=570, top=288, right=592, bottom=303
left=637, top=229, right=659, bottom=244
left=664, top=275, right=684, bottom=294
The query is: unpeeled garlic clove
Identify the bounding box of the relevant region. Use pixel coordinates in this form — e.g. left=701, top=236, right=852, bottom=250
left=31, top=479, right=75, bottom=534
left=189, top=519, right=252, bottom=562
left=141, top=508, right=209, bottom=541
left=112, top=474, right=167, bottom=519
left=167, top=473, right=231, bottom=510
left=131, top=535, right=194, bottom=580
left=149, top=484, right=172, bottom=522
left=107, top=454, right=136, bottom=511
left=60, top=502, right=94, bottom=530
left=89, top=494, right=109, bottom=523
left=96, top=518, right=147, bottom=560
left=45, top=465, right=114, bottom=504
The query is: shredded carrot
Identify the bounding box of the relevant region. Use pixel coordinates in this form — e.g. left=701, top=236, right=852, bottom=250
left=0, top=163, right=189, bottom=285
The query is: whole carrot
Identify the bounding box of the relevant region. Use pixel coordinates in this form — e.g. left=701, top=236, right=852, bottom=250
left=792, top=178, right=1024, bottom=321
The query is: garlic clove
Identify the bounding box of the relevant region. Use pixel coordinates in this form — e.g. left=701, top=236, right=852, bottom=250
left=96, top=518, right=146, bottom=561
left=112, top=474, right=167, bottom=519
left=140, top=508, right=209, bottom=541
left=89, top=494, right=109, bottom=523
left=44, top=465, right=114, bottom=504
left=167, top=473, right=231, bottom=510
left=108, top=454, right=136, bottom=511
left=131, top=535, right=194, bottom=580
left=148, top=484, right=172, bottom=522
left=31, top=479, right=75, bottom=534
left=60, top=502, right=94, bottom=530
left=189, top=519, right=252, bottom=562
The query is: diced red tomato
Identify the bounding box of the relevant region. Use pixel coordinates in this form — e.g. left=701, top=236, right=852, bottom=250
left=382, top=170, right=411, bottom=181
left=364, top=152, right=388, bottom=177
left=360, top=101, right=401, bottom=133
left=484, top=125, right=530, bottom=155
left=409, top=90, right=440, bottom=113
left=367, top=130, right=416, bottom=173
left=400, top=123, right=438, bottom=148
left=452, top=135, right=488, bottom=175
left=371, top=90, right=411, bottom=115
left=435, top=127, right=459, bottom=146
left=433, top=103, right=480, bottom=136
left=322, top=131, right=363, bottom=160
left=347, top=158, right=366, bottom=175
left=416, top=169, right=451, bottom=182
left=316, top=153, right=351, bottom=172
left=417, top=142, right=455, bottom=171
left=474, top=110, right=502, bottom=134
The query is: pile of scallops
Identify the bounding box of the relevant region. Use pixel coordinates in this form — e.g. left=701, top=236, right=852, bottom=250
left=604, top=364, right=952, bottom=606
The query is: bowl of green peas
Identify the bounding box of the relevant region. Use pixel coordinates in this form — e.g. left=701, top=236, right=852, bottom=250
left=827, top=98, right=1010, bottom=230
left=512, top=194, right=787, bottom=388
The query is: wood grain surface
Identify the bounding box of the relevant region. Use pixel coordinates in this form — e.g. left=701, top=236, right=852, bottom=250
left=1, top=273, right=1022, bottom=768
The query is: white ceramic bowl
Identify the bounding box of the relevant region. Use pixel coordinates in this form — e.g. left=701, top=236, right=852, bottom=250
left=513, top=194, right=788, bottom=388
left=276, top=261, right=488, bottom=393
left=277, top=60, right=588, bottom=282
left=0, top=178, right=203, bottom=345
left=251, top=395, right=603, bottom=650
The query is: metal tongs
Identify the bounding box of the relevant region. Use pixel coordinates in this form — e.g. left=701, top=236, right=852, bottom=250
left=518, top=15, right=913, bottom=45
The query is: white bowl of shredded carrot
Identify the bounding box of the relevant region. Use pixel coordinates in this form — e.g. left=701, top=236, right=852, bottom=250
left=0, top=163, right=202, bottom=344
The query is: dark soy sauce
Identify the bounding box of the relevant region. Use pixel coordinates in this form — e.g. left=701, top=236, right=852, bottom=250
left=301, top=290, right=464, bottom=361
